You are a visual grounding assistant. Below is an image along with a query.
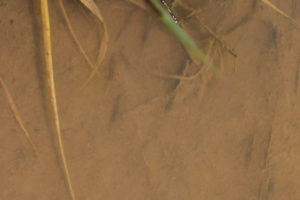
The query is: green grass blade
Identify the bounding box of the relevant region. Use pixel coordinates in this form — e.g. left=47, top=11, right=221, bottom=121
left=149, top=0, right=210, bottom=66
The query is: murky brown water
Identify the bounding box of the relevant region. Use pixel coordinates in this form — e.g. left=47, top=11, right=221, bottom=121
left=1, top=0, right=300, bottom=199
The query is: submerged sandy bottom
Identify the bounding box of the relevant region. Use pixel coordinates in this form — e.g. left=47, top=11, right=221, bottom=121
left=1, top=0, right=300, bottom=199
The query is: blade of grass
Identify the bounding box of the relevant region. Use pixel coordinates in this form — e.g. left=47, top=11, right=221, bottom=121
left=79, top=0, right=108, bottom=85
left=40, top=1, right=76, bottom=199
left=149, top=37, right=216, bottom=80
left=149, top=0, right=210, bottom=67
left=58, top=0, right=108, bottom=86
left=0, top=77, right=38, bottom=153
left=58, top=0, right=95, bottom=70
left=262, top=0, right=298, bottom=26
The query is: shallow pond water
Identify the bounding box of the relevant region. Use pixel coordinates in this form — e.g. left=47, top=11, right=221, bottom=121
left=1, top=0, right=300, bottom=199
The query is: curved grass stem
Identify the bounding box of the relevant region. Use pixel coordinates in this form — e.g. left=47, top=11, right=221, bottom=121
left=40, top=0, right=76, bottom=199
left=0, top=77, right=38, bottom=153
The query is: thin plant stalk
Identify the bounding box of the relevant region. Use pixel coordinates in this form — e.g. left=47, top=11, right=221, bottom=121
left=58, top=0, right=108, bottom=86
left=58, top=0, right=95, bottom=70
left=262, top=0, right=298, bottom=26
left=149, top=0, right=210, bottom=67
left=40, top=0, right=76, bottom=199
left=79, top=0, right=108, bottom=85
left=0, top=77, right=38, bottom=153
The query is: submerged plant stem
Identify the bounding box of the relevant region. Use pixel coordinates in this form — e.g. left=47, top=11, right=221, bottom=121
left=58, top=0, right=95, bottom=70
left=40, top=0, right=76, bottom=199
left=0, top=77, right=38, bottom=153
left=79, top=0, right=108, bottom=85
left=262, top=0, right=298, bottom=26
left=149, top=0, right=210, bottom=67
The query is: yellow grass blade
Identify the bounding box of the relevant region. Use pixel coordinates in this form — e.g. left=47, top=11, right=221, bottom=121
left=58, top=0, right=108, bottom=85
left=262, top=0, right=298, bottom=25
left=79, top=0, right=108, bottom=84
left=40, top=0, right=76, bottom=199
left=58, top=0, right=95, bottom=70
left=0, top=77, right=38, bottom=153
